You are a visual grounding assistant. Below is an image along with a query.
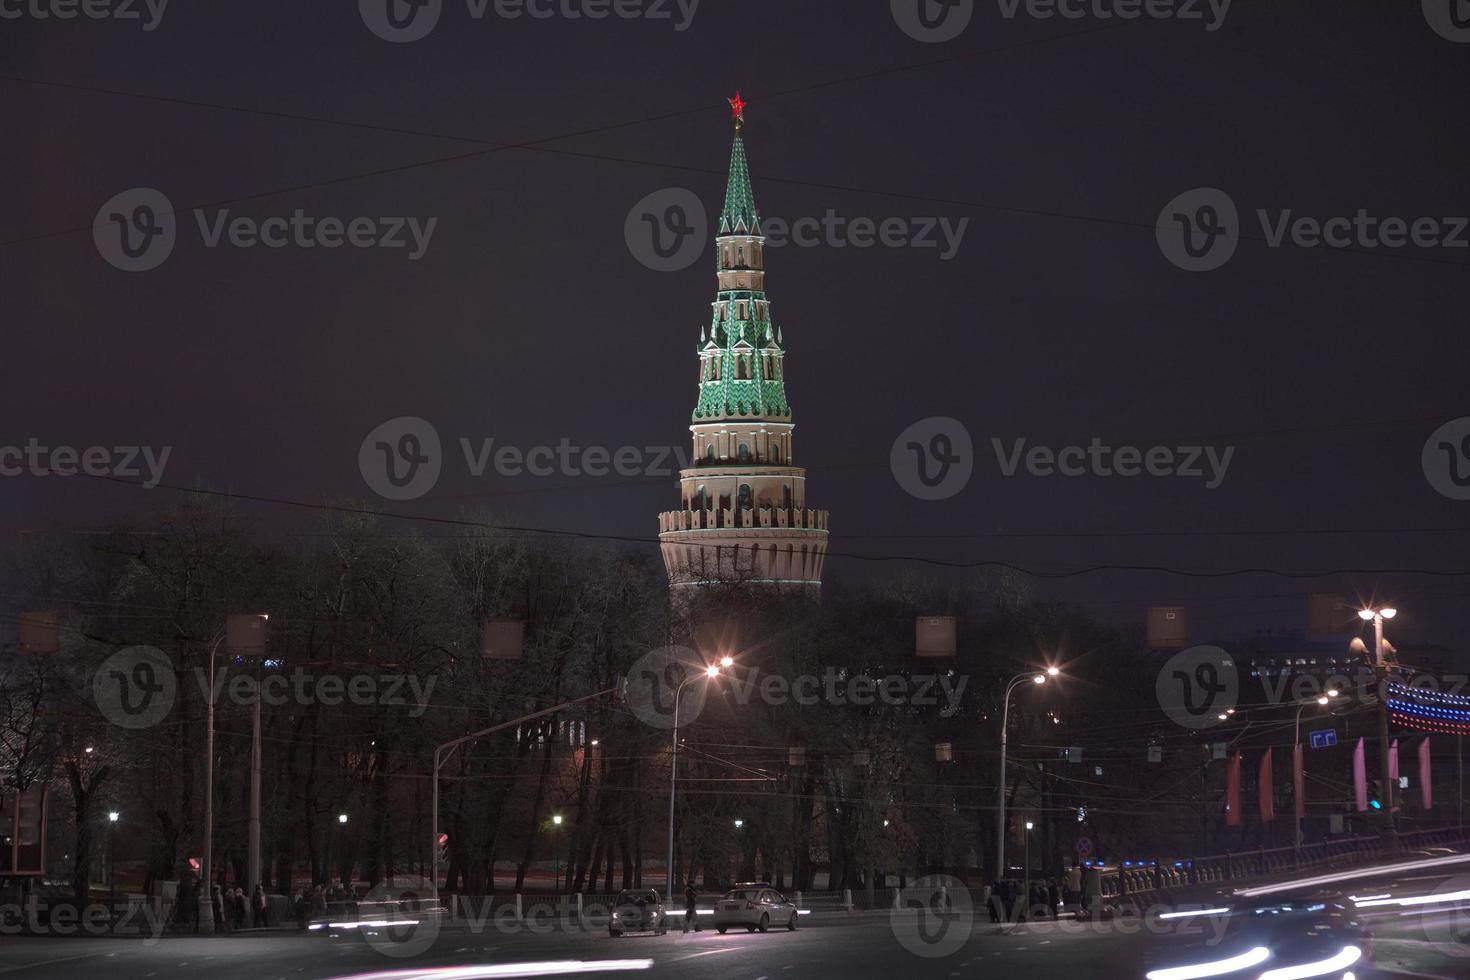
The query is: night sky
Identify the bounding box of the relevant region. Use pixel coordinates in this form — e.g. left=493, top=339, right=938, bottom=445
left=5, top=1, right=1467, bottom=645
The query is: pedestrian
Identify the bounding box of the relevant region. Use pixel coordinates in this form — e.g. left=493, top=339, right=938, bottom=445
left=683, top=880, right=701, bottom=933
left=311, top=884, right=328, bottom=921
left=253, top=883, right=269, bottom=927
left=987, top=880, right=1001, bottom=923
left=235, top=887, right=248, bottom=930
left=211, top=884, right=224, bottom=931
left=294, top=889, right=309, bottom=930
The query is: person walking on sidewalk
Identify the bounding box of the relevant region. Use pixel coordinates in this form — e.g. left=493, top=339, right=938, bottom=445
left=252, top=883, right=269, bottom=927
left=683, top=881, right=701, bottom=932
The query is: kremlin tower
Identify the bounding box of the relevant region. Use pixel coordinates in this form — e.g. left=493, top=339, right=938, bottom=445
left=658, top=94, right=830, bottom=595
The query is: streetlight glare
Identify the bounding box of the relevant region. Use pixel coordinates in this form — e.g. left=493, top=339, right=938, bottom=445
left=552, top=814, right=563, bottom=826
left=338, top=813, right=348, bottom=824
left=705, top=664, right=720, bottom=677
left=1317, top=696, right=1329, bottom=705
left=1358, top=609, right=1375, bottom=621
left=108, top=811, right=119, bottom=822
left=1025, top=821, right=1034, bottom=830
left=1381, top=608, right=1397, bottom=619
left=1327, top=689, right=1340, bottom=698
left=1032, top=674, right=1046, bottom=684
left=1046, top=666, right=1060, bottom=676
left=719, top=656, right=734, bottom=668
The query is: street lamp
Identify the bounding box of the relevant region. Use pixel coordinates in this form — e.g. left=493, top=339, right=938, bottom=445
left=1359, top=605, right=1400, bottom=846
left=1292, top=694, right=1339, bottom=852
left=1023, top=821, right=1035, bottom=922
left=552, top=814, right=564, bottom=891
left=733, top=818, right=744, bottom=829
left=996, top=668, right=1058, bottom=882
left=108, top=811, right=119, bottom=926
left=667, top=658, right=727, bottom=900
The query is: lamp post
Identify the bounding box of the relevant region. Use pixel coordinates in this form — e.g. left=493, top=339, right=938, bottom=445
left=108, top=811, right=119, bottom=928
left=1292, top=690, right=1338, bottom=852
left=666, top=657, right=729, bottom=900
left=1359, top=606, right=1399, bottom=847
left=996, top=667, right=1058, bottom=882
left=1022, top=821, right=1034, bottom=922
left=552, top=814, right=564, bottom=891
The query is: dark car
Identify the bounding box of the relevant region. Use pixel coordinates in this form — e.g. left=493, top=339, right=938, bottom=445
left=609, top=888, right=667, bottom=937
left=1137, top=891, right=1370, bottom=980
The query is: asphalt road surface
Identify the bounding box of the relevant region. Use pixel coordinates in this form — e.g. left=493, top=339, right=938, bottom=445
left=4, top=866, right=1468, bottom=980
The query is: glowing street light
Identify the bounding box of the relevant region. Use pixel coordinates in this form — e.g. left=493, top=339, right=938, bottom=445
left=338, top=813, right=348, bottom=825
left=1358, top=604, right=1401, bottom=844
left=997, top=666, right=1061, bottom=879
left=667, top=658, right=728, bottom=898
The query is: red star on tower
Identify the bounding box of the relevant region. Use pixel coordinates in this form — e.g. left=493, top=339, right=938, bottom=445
left=728, top=90, right=746, bottom=130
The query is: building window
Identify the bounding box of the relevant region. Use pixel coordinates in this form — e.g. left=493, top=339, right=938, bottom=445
left=739, top=484, right=752, bottom=510
left=738, top=443, right=751, bottom=463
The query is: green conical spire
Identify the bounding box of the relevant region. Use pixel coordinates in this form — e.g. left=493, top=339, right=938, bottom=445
left=719, top=132, right=760, bottom=235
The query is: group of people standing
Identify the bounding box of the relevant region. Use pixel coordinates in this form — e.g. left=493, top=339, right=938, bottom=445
left=208, top=883, right=270, bottom=931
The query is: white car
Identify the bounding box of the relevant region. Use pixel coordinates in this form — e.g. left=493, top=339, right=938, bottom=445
left=712, top=883, right=797, bottom=934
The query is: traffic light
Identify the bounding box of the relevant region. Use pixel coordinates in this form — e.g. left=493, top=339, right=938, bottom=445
left=1368, top=780, right=1385, bottom=811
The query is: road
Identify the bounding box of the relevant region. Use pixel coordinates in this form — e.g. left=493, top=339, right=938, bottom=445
left=3, top=865, right=1467, bottom=980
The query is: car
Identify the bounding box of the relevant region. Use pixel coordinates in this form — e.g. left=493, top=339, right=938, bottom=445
left=711, top=883, right=798, bottom=934
left=1137, top=890, right=1371, bottom=980
left=609, top=888, right=667, bottom=937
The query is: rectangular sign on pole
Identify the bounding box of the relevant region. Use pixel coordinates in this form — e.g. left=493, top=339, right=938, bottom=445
left=1309, top=729, right=1337, bottom=750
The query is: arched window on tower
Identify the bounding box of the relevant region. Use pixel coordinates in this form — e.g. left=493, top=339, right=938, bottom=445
left=782, top=484, right=792, bottom=508
left=739, top=484, right=752, bottom=511
left=772, top=444, right=783, bottom=464
left=705, top=444, right=716, bottom=463
left=738, top=443, right=751, bottom=463
left=695, top=485, right=707, bottom=511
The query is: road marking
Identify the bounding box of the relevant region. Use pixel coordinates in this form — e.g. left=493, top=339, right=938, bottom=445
left=671, top=948, right=741, bottom=962
left=0, top=954, right=104, bottom=976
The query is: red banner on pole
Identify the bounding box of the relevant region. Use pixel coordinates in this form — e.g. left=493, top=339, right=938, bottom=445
left=1389, top=739, right=1400, bottom=785
left=1293, top=743, right=1305, bottom=821
left=1353, top=738, right=1368, bottom=812
left=1420, top=737, right=1433, bottom=810
left=1226, top=752, right=1242, bottom=826
left=1259, top=748, right=1275, bottom=823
